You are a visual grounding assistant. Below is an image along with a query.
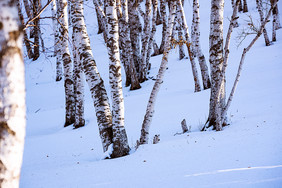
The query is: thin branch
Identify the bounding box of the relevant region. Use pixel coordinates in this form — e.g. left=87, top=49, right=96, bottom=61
left=24, top=0, right=55, bottom=30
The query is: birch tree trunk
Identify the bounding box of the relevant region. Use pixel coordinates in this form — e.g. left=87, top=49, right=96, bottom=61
left=17, top=0, right=33, bottom=59
left=191, top=0, right=211, bottom=89
left=208, top=0, right=225, bottom=131
left=119, top=0, right=141, bottom=90
left=271, top=0, right=279, bottom=41
left=159, top=0, right=167, bottom=54
left=222, top=1, right=277, bottom=122
left=177, top=0, right=201, bottom=92
left=70, top=0, right=113, bottom=153
left=175, top=6, right=185, bottom=60
left=256, top=0, right=270, bottom=46
left=139, top=0, right=152, bottom=82
left=52, top=1, right=63, bottom=81
left=139, top=0, right=177, bottom=145
left=95, top=0, right=104, bottom=34
left=105, top=0, right=130, bottom=157
left=146, top=0, right=158, bottom=70
left=128, top=1, right=142, bottom=74
left=93, top=0, right=108, bottom=43
left=243, top=0, right=248, bottom=12
left=32, top=0, right=40, bottom=60
left=0, top=1, right=26, bottom=187
left=72, top=44, right=85, bottom=128
left=56, top=0, right=75, bottom=127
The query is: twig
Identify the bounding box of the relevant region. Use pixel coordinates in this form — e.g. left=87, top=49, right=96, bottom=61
left=24, top=0, right=55, bottom=30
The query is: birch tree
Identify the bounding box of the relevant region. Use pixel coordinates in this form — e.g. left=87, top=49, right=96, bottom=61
left=17, top=0, right=33, bottom=59
left=0, top=0, right=26, bottom=187
left=128, top=0, right=142, bottom=73
left=140, top=0, right=177, bottom=145
left=139, top=0, right=152, bottom=82
left=118, top=0, right=141, bottom=90
left=105, top=0, right=130, bottom=157
left=159, top=0, right=167, bottom=54
left=177, top=0, right=201, bottom=92
left=70, top=0, right=113, bottom=153
left=56, top=0, right=75, bottom=127
left=256, top=0, right=270, bottom=46
left=32, top=0, right=41, bottom=60
left=207, top=0, right=225, bottom=131
left=146, top=0, right=158, bottom=70
left=191, top=0, right=211, bottom=89
left=51, top=1, right=63, bottom=81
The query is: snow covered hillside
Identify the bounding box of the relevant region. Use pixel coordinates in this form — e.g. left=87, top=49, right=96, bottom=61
left=20, top=0, right=282, bottom=187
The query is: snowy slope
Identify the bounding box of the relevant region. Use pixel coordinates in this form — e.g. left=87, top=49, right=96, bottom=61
left=20, top=0, right=282, bottom=187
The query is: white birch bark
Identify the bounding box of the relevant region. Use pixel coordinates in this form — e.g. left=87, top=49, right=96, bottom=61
left=159, top=0, right=167, bottom=54
left=177, top=0, right=201, bottom=92
left=105, top=0, right=130, bottom=157
left=256, top=0, right=270, bottom=46
left=72, top=43, right=85, bottom=128
left=139, top=0, right=152, bottom=82
left=32, top=0, right=40, bottom=60
left=175, top=6, right=185, bottom=60
left=139, top=0, right=177, bottom=145
left=56, top=0, right=75, bottom=127
left=0, top=1, right=25, bottom=187
left=128, top=0, right=142, bottom=73
left=119, top=0, right=141, bottom=90
left=70, top=0, right=113, bottom=152
left=146, top=0, right=158, bottom=69
left=243, top=0, right=248, bottom=12
left=221, top=1, right=278, bottom=122
left=52, top=0, right=63, bottom=81
left=208, top=0, right=225, bottom=131
left=271, top=0, right=278, bottom=41
left=17, top=0, right=33, bottom=59
left=191, top=0, right=211, bottom=89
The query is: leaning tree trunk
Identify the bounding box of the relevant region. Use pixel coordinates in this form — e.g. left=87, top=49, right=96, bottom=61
left=139, top=0, right=177, bottom=145
left=256, top=0, right=270, bottom=46
left=139, top=0, right=152, bottom=82
left=221, top=1, right=278, bottom=121
left=208, top=0, right=225, bottom=131
left=70, top=0, right=113, bottom=153
left=0, top=1, right=26, bottom=187
left=57, top=0, right=75, bottom=127
left=177, top=0, right=201, bottom=92
left=191, top=0, right=211, bottom=89
left=105, top=0, right=130, bottom=158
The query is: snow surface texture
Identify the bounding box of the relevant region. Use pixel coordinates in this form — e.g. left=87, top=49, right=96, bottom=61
left=20, top=0, right=282, bottom=187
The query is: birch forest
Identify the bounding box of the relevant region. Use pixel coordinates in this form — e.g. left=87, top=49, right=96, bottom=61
left=1, top=0, right=282, bottom=187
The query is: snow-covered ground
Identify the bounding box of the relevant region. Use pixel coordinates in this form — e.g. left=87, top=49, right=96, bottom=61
left=20, top=0, right=282, bottom=187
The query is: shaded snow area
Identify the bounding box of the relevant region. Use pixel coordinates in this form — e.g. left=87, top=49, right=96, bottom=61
left=20, top=0, right=282, bottom=187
